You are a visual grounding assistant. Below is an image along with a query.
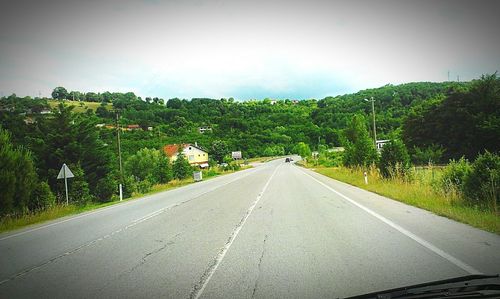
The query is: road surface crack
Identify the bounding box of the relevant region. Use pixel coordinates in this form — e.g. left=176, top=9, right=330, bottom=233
left=188, top=165, right=280, bottom=299
left=252, top=234, right=268, bottom=298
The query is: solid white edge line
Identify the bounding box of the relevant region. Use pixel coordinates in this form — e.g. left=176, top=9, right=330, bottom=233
left=298, top=167, right=482, bottom=275
left=0, top=166, right=261, bottom=242
left=193, top=165, right=280, bottom=299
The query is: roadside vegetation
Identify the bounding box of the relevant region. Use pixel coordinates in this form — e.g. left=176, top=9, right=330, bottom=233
left=0, top=164, right=249, bottom=233
left=298, top=75, right=499, bottom=234
left=303, top=163, right=499, bottom=234
left=0, top=73, right=498, bottom=233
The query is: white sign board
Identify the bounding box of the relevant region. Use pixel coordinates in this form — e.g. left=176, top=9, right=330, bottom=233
left=57, top=163, right=74, bottom=205
left=193, top=171, right=202, bottom=182
left=57, top=164, right=74, bottom=179
left=232, top=151, right=242, bottom=159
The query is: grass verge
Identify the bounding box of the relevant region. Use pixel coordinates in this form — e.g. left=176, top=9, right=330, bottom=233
left=306, top=165, right=499, bottom=235
left=0, top=166, right=251, bottom=234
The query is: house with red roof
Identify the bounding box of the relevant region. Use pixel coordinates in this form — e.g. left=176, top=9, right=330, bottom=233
left=163, top=143, right=209, bottom=166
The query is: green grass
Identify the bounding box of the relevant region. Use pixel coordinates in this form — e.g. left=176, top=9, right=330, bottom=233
left=307, top=164, right=500, bottom=235
left=0, top=166, right=252, bottom=234
left=48, top=100, right=112, bottom=113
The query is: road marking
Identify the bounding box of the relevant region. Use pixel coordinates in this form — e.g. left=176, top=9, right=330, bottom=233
left=0, top=167, right=271, bottom=285
left=190, top=165, right=280, bottom=299
left=298, top=167, right=482, bottom=275
left=0, top=166, right=261, bottom=242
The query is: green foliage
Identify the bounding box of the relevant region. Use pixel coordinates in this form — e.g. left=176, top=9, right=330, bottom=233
left=136, top=178, right=153, bottom=194
left=342, top=115, right=378, bottom=167
left=66, top=163, right=92, bottom=205
left=51, top=86, right=68, bottom=100
left=292, top=142, right=311, bottom=158
left=440, top=157, right=472, bottom=194
left=173, top=152, right=192, bottom=180
left=378, top=139, right=411, bottom=179
left=125, top=148, right=159, bottom=182
left=211, top=140, right=229, bottom=163
left=30, top=181, right=56, bottom=211
left=403, top=73, right=500, bottom=161
left=412, top=145, right=444, bottom=165
left=0, top=127, right=38, bottom=215
left=263, top=145, right=285, bottom=156
left=95, top=175, right=117, bottom=202
left=125, top=147, right=172, bottom=191
left=464, top=151, right=499, bottom=210
left=155, top=152, right=173, bottom=184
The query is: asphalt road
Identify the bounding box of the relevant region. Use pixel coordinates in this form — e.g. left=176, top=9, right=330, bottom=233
left=1, top=158, right=499, bottom=298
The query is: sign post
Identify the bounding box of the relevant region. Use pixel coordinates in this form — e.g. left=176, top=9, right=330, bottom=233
left=364, top=171, right=368, bottom=184
left=57, top=163, right=75, bottom=205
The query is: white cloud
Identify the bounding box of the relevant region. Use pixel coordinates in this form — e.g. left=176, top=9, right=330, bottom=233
left=1, top=0, right=499, bottom=99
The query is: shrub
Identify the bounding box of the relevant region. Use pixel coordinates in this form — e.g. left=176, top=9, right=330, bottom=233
left=440, top=157, right=471, bottom=194
left=67, top=164, right=92, bottom=205
left=136, top=178, right=153, bottom=194
left=95, top=175, right=117, bottom=202
left=122, top=175, right=138, bottom=198
left=412, top=145, right=444, bottom=165
left=29, top=181, right=56, bottom=211
left=173, top=153, right=192, bottom=180
left=464, top=151, right=499, bottom=210
left=378, top=139, right=411, bottom=179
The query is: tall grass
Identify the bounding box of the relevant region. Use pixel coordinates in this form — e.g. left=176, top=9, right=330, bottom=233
left=311, top=165, right=499, bottom=234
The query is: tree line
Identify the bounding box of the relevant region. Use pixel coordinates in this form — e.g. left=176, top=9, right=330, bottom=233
left=0, top=74, right=498, bottom=216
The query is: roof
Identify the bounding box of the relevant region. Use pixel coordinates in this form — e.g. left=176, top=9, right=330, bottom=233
left=163, top=143, right=207, bottom=157
left=164, top=144, right=183, bottom=157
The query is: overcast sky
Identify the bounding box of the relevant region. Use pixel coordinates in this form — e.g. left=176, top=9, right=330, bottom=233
left=0, top=0, right=499, bottom=100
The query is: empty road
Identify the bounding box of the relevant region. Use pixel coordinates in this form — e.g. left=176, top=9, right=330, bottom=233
left=1, top=158, right=499, bottom=298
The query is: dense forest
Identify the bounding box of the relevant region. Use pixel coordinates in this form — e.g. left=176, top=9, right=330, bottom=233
left=1, top=74, right=499, bottom=216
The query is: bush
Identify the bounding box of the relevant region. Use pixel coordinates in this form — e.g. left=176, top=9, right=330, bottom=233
left=122, top=175, right=138, bottom=198
left=29, top=181, right=56, bottom=211
left=378, top=139, right=411, bottom=179
left=173, top=153, right=192, bottom=180
left=292, top=142, right=312, bottom=158
left=203, top=169, right=219, bottom=178
left=136, top=178, right=153, bottom=194
left=440, top=157, right=471, bottom=194
left=95, top=175, right=117, bottom=202
left=464, top=152, right=499, bottom=210
left=67, top=164, right=93, bottom=205
left=412, top=145, right=444, bottom=165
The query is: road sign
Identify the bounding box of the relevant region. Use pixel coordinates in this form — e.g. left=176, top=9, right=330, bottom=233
left=57, top=163, right=74, bottom=205
left=193, top=171, right=202, bottom=182
left=57, top=164, right=74, bottom=179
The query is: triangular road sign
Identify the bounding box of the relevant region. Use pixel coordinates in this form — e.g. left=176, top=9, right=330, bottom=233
left=57, top=163, right=75, bottom=179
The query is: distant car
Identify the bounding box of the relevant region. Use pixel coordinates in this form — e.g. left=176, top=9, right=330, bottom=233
left=285, top=158, right=291, bottom=162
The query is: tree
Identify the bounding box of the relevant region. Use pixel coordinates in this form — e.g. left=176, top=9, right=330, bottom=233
left=378, top=139, right=411, bottom=178
left=292, top=142, right=311, bottom=158
left=403, top=73, right=500, bottom=161
left=211, top=140, right=229, bottom=163
left=125, top=148, right=161, bottom=182
left=51, top=87, right=68, bottom=100
left=85, top=92, right=99, bottom=102
left=173, top=152, right=192, bottom=180
left=66, top=163, right=92, bottom=204
left=411, top=145, right=444, bottom=165
left=464, top=151, right=499, bottom=211
left=155, top=151, right=173, bottom=184
left=342, top=115, right=378, bottom=167
left=0, top=127, right=38, bottom=215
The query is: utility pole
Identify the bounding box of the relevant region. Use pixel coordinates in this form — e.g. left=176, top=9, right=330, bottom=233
left=364, top=97, right=377, bottom=148
left=115, top=110, right=123, bottom=201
